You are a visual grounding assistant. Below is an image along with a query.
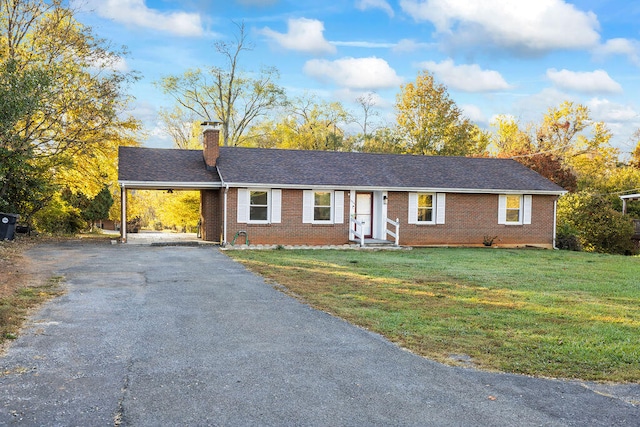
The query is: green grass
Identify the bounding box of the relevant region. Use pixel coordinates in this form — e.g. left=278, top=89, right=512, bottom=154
left=226, top=248, right=640, bottom=382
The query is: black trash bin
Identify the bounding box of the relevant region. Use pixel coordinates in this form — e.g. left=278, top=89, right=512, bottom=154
left=0, top=213, right=20, bottom=241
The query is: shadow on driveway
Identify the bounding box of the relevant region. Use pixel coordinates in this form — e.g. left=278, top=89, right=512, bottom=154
left=1, top=241, right=638, bottom=426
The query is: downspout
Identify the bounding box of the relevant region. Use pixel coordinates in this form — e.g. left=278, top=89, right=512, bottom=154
left=553, top=198, right=558, bottom=249
left=223, top=184, right=229, bottom=246
left=217, top=165, right=228, bottom=246
left=120, top=184, right=127, bottom=243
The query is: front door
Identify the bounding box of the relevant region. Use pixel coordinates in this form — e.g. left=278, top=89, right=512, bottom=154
left=355, top=192, right=373, bottom=238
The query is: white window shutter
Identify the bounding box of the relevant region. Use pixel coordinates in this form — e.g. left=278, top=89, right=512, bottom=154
left=334, top=191, right=344, bottom=224
left=498, top=195, right=507, bottom=225
left=237, top=188, right=249, bottom=223
left=302, top=190, right=313, bottom=223
left=436, top=193, right=446, bottom=224
left=523, top=195, right=532, bottom=225
left=408, top=192, right=418, bottom=224
left=271, top=189, right=282, bottom=224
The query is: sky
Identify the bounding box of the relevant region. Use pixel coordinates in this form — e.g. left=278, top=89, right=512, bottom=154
left=71, top=0, right=640, bottom=157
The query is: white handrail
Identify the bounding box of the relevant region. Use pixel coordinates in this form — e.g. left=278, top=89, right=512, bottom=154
left=386, top=217, right=400, bottom=246
left=350, top=215, right=365, bottom=247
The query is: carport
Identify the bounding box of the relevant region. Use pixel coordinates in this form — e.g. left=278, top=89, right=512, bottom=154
left=117, top=146, right=222, bottom=243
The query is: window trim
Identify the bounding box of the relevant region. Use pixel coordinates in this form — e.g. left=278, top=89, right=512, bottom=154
left=312, top=190, right=333, bottom=224
left=248, top=189, right=270, bottom=224
left=499, top=194, right=532, bottom=225
left=417, top=193, right=436, bottom=224
left=237, top=188, right=282, bottom=225
left=408, top=192, right=445, bottom=225
left=303, top=190, right=344, bottom=224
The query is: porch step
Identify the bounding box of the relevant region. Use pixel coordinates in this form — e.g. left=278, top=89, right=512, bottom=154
left=351, top=238, right=398, bottom=248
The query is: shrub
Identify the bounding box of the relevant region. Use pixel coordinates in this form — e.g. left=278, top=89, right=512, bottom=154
left=555, top=224, right=582, bottom=251
left=557, top=192, right=635, bottom=255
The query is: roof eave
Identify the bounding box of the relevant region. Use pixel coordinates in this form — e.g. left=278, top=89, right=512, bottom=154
left=118, top=180, right=222, bottom=190
left=221, top=181, right=567, bottom=196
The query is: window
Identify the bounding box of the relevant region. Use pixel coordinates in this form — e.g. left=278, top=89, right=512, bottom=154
left=417, top=194, right=434, bottom=222
left=249, top=190, right=268, bottom=222
left=505, top=195, right=521, bottom=223
left=498, top=194, right=532, bottom=225
left=408, top=192, right=445, bottom=225
left=314, top=191, right=332, bottom=222
left=237, top=189, right=281, bottom=224
left=303, top=190, right=344, bottom=224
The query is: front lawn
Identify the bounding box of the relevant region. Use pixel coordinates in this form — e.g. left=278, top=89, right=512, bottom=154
left=226, top=248, right=640, bottom=382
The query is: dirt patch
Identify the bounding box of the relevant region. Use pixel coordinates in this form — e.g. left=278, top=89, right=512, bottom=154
left=0, top=238, right=43, bottom=298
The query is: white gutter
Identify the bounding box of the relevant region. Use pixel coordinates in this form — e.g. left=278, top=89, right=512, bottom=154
left=117, top=180, right=221, bottom=190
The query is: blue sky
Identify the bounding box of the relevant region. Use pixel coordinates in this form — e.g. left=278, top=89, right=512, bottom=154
left=73, top=0, right=640, bottom=156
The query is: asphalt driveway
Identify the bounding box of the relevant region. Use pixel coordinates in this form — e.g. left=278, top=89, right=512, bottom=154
left=0, top=241, right=638, bottom=426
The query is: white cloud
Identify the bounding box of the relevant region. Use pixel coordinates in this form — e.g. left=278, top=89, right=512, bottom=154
left=593, top=38, right=640, bottom=65
left=588, top=98, right=638, bottom=123
left=392, top=38, right=434, bottom=53
left=461, top=104, right=486, bottom=123
left=260, top=18, right=336, bottom=55
left=78, top=0, right=203, bottom=37
left=399, top=0, right=600, bottom=54
left=355, top=0, right=394, bottom=17
left=333, top=40, right=395, bottom=48
left=304, top=57, right=403, bottom=90
left=547, top=69, right=622, bottom=94
left=419, top=59, right=511, bottom=92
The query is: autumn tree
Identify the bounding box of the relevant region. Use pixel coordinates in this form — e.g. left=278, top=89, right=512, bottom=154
left=395, top=71, right=487, bottom=156
left=0, top=0, right=140, bottom=226
left=245, top=95, right=354, bottom=151
left=157, top=22, right=287, bottom=147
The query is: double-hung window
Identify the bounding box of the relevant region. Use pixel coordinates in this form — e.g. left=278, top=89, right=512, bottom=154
left=237, top=188, right=282, bottom=224
left=417, top=193, right=434, bottom=223
left=313, top=191, right=332, bottom=222
left=303, top=190, right=344, bottom=224
left=249, top=190, right=269, bottom=222
left=498, top=194, right=532, bottom=225
left=408, top=192, right=445, bottom=224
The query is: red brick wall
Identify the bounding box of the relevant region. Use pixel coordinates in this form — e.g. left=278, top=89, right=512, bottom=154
left=226, top=188, right=350, bottom=246
left=200, top=189, right=222, bottom=242
left=386, top=192, right=557, bottom=247
left=215, top=188, right=557, bottom=247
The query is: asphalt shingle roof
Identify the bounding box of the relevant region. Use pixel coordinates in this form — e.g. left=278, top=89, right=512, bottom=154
left=118, top=146, right=566, bottom=194
left=118, top=146, right=220, bottom=184
left=217, top=147, right=566, bottom=193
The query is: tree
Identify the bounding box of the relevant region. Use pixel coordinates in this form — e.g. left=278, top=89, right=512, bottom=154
left=0, top=58, right=54, bottom=214
left=490, top=115, right=533, bottom=155
left=157, top=22, right=287, bottom=147
left=357, top=126, right=406, bottom=154
left=245, top=95, right=354, bottom=151
left=158, top=106, right=202, bottom=149
left=82, top=186, right=114, bottom=230
left=557, top=192, right=635, bottom=255
left=490, top=103, right=618, bottom=193
left=0, top=0, right=140, bottom=225
left=510, top=151, right=578, bottom=192
left=395, top=71, right=487, bottom=156
left=355, top=92, right=380, bottom=142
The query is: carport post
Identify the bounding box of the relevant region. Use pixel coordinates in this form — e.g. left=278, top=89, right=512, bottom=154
left=120, top=184, right=127, bottom=243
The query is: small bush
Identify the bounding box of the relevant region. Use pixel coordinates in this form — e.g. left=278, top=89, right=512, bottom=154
left=556, top=224, right=582, bottom=251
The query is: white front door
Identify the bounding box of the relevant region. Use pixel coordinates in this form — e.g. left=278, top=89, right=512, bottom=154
left=355, top=192, right=373, bottom=238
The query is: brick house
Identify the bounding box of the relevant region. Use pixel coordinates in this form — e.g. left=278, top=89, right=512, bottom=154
left=118, top=125, right=566, bottom=247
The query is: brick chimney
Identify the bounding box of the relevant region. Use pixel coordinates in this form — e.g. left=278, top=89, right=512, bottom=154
left=202, top=121, right=221, bottom=170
